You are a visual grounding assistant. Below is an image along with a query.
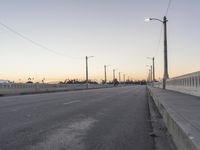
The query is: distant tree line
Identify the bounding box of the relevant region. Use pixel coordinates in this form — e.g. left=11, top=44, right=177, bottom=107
left=104, top=79, right=147, bottom=85
left=58, top=79, right=147, bottom=85
left=59, top=79, right=98, bottom=84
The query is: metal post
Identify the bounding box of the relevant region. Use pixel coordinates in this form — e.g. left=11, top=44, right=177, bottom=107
left=149, top=69, right=151, bottom=84
left=150, top=65, right=153, bottom=85
left=113, top=69, right=115, bottom=81
left=119, top=72, right=121, bottom=82
left=163, top=16, right=169, bottom=89
left=85, top=56, right=94, bottom=88
left=104, top=65, right=107, bottom=83
left=152, top=57, right=155, bottom=81
left=86, top=56, right=88, bottom=88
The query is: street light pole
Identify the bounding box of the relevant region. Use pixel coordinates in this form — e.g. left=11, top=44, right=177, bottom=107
left=150, top=65, right=152, bottom=82
left=86, top=56, right=94, bottom=88
left=119, top=72, right=121, bottom=83
left=104, top=65, right=107, bottom=84
left=86, top=56, right=88, bottom=87
left=113, top=69, right=115, bottom=81
left=147, top=57, right=155, bottom=82
left=152, top=57, right=155, bottom=81
left=146, top=65, right=152, bottom=86
left=123, top=74, right=125, bottom=84
left=104, top=65, right=110, bottom=84
left=145, top=16, right=169, bottom=89
left=149, top=69, right=151, bottom=84
left=163, top=16, right=169, bottom=89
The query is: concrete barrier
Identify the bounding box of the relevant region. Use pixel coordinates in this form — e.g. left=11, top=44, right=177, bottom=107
left=147, top=87, right=200, bottom=150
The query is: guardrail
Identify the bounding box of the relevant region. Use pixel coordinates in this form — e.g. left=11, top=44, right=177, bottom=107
left=0, top=83, right=119, bottom=95
left=153, top=71, right=200, bottom=97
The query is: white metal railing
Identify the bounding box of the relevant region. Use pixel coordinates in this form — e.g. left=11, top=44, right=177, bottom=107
left=153, top=71, right=200, bottom=97
left=166, top=71, right=200, bottom=88
left=0, top=83, right=126, bottom=95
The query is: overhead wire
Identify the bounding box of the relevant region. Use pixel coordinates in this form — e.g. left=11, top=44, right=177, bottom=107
left=165, top=0, right=172, bottom=16
left=0, top=21, right=83, bottom=60
left=153, top=0, right=172, bottom=57
left=154, top=25, right=163, bottom=57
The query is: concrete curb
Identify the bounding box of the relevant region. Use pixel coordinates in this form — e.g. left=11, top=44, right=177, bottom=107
left=147, top=87, right=199, bottom=150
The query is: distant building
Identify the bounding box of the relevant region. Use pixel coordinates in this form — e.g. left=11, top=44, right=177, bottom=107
left=0, top=80, right=10, bottom=83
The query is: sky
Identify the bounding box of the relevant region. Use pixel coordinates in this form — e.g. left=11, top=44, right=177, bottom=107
left=0, top=0, right=199, bottom=83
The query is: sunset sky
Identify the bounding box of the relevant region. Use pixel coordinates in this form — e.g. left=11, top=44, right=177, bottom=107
left=0, top=0, right=199, bottom=83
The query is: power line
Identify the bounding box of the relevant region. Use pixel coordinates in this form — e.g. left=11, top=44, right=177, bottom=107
left=154, top=0, right=172, bottom=57
left=165, top=0, right=172, bottom=16
left=155, top=25, right=163, bottom=57
left=149, top=0, right=172, bottom=74
left=0, top=21, right=83, bottom=60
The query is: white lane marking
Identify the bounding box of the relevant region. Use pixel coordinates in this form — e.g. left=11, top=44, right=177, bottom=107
left=63, top=100, right=81, bottom=105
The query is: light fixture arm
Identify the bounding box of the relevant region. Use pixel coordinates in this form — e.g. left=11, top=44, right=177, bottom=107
left=149, top=18, right=163, bottom=23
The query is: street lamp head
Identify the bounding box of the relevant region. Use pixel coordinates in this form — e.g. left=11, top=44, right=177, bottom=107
left=144, top=18, right=150, bottom=22
left=147, top=56, right=155, bottom=61
left=145, top=17, right=163, bottom=23
left=86, top=56, right=94, bottom=59
left=145, top=18, right=153, bottom=22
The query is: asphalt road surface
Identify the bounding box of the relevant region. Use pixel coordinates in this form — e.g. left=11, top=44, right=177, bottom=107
left=0, top=85, right=155, bottom=150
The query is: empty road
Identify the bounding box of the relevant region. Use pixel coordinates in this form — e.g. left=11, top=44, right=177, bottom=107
left=0, top=86, right=154, bottom=150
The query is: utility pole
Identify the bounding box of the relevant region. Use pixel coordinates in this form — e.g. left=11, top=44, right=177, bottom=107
left=150, top=65, right=153, bottom=83
left=86, top=56, right=88, bottom=88
left=123, top=74, right=125, bottom=84
left=119, top=72, right=121, bottom=82
left=146, top=65, right=152, bottom=85
left=163, top=16, right=169, bottom=89
left=145, top=16, right=170, bottom=89
left=152, top=57, right=155, bottom=81
left=148, top=69, right=151, bottom=84
left=113, top=69, right=115, bottom=81
left=104, top=65, right=107, bottom=84
left=85, top=56, right=94, bottom=88
left=147, top=57, right=155, bottom=82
